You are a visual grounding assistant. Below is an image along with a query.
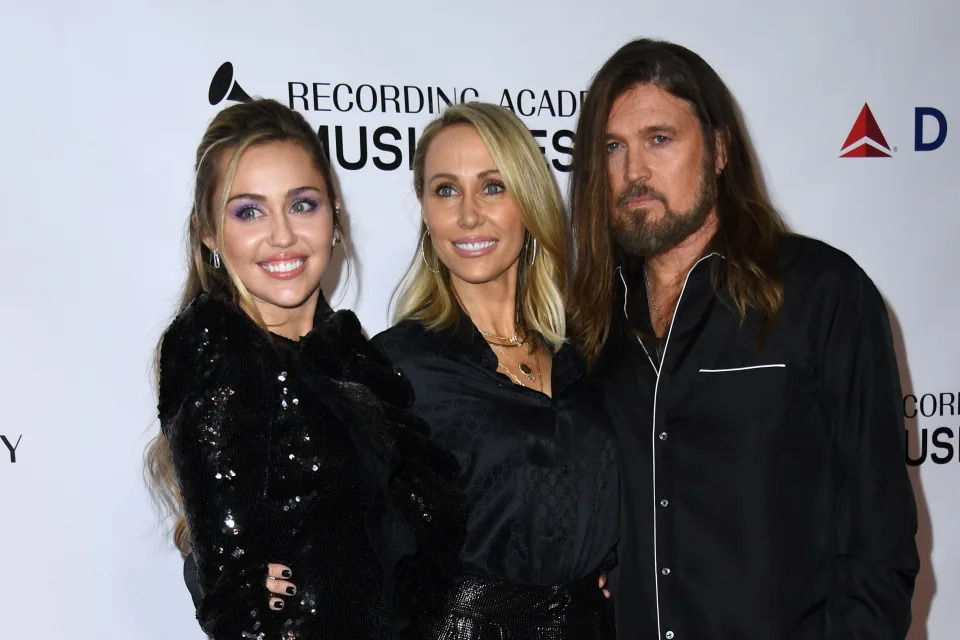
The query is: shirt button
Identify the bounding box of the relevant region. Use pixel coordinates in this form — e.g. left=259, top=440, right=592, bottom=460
left=659, top=432, right=668, bottom=441
left=660, top=499, right=669, bottom=507
left=662, top=567, right=671, bottom=575
left=666, top=632, right=675, bottom=639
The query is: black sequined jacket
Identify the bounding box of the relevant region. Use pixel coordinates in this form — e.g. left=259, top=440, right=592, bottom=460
left=158, top=293, right=463, bottom=639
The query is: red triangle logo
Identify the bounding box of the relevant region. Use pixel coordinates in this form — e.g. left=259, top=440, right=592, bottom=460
left=840, top=103, right=892, bottom=157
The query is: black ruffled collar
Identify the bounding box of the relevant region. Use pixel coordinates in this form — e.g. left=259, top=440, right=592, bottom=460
left=197, top=290, right=414, bottom=407
left=297, top=305, right=414, bottom=408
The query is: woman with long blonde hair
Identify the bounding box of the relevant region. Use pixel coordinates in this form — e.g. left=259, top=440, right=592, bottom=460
left=374, top=102, right=619, bottom=638
left=145, top=98, right=462, bottom=639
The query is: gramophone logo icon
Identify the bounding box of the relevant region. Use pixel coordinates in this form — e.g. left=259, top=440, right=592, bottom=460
left=208, top=62, right=252, bottom=105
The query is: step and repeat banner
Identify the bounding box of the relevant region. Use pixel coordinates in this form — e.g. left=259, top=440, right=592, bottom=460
left=1, top=0, right=956, bottom=637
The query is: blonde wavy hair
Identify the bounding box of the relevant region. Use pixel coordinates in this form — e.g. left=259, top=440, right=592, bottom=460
left=393, top=102, right=568, bottom=350
left=144, top=99, right=343, bottom=554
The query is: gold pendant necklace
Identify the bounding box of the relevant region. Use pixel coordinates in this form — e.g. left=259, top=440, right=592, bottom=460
left=490, top=342, right=542, bottom=391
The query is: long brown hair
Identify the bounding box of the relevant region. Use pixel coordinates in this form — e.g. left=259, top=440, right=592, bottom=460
left=144, top=98, right=342, bottom=554
left=569, top=38, right=787, bottom=366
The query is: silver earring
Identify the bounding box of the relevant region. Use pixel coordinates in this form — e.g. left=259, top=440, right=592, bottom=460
left=420, top=230, right=439, bottom=274
left=528, top=237, right=537, bottom=267
left=332, top=206, right=343, bottom=246
left=212, top=249, right=221, bottom=269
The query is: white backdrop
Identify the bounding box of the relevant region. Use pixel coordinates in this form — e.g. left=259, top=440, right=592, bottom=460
left=1, top=0, right=956, bottom=637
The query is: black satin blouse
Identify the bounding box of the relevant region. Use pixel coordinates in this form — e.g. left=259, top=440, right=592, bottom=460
left=373, top=317, right=619, bottom=586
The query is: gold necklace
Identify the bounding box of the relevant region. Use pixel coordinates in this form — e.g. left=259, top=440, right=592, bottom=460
left=490, top=342, right=542, bottom=392
left=478, top=327, right=525, bottom=345
left=483, top=336, right=526, bottom=348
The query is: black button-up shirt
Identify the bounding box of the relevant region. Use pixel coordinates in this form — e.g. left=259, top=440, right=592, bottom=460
left=597, top=234, right=918, bottom=639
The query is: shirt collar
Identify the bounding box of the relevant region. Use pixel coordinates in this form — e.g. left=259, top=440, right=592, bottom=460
left=447, top=306, right=500, bottom=371
left=615, top=252, right=723, bottom=323
left=437, top=305, right=586, bottom=393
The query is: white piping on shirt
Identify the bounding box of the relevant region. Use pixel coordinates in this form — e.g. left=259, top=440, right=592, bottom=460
left=617, top=266, right=657, bottom=373
left=698, top=364, right=786, bottom=373
left=618, top=253, right=719, bottom=640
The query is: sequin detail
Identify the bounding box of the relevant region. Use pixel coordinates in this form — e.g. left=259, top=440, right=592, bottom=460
left=159, top=293, right=463, bottom=639
left=421, top=573, right=615, bottom=638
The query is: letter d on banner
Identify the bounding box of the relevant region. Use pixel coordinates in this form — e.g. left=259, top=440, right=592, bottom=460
left=915, top=107, right=948, bottom=151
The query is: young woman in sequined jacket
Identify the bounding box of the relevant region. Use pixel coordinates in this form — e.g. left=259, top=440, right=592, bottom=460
left=145, top=99, right=463, bottom=640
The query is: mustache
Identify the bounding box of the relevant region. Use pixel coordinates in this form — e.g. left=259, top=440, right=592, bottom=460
left=615, top=181, right=668, bottom=210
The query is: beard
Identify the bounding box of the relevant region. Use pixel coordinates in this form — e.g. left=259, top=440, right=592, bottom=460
left=609, top=154, right=717, bottom=258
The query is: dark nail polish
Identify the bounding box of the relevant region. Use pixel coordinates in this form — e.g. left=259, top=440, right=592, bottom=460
left=273, top=600, right=284, bottom=610
left=281, top=570, right=292, bottom=578
left=285, top=586, right=296, bottom=595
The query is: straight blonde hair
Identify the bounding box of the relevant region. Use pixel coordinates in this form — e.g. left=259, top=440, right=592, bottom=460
left=394, top=102, right=568, bottom=350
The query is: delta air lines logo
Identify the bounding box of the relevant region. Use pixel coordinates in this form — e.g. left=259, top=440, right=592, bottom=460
left=839, top=102, right=948, bottom=158
left=840, top=103, right=892, bottom=157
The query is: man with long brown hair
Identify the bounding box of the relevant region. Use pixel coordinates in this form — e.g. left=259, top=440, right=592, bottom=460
left=569, top=39, right=918, bottom=639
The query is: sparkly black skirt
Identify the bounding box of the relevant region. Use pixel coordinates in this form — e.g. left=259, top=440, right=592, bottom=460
left=419, top=573, right=616, bottom=639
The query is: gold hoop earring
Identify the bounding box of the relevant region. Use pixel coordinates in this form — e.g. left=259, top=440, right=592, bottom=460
left=524, top=235, right=537, bottom=267
left=420, top=230, right=439, bottom=274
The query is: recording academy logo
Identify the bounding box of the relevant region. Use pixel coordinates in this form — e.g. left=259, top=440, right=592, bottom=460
left=209, top=62, right=252, bottom=105
left=2, top=434, right=21, bottom=463
left=840, top=103, right=892, bottom=157
left=203, top=62, right=580, bottom=173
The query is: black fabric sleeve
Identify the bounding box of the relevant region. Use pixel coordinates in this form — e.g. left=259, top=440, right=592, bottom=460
left=819, top=268, right=919, bottom=639
left=301, top=312, right=465, bottom=638
left=159, top=310, right=280, bottom=640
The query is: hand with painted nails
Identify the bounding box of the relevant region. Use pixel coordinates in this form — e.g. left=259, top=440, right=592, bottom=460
left=265, top=562, right=296, bottom=610
left=598, top=573, right=611, bottom=599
